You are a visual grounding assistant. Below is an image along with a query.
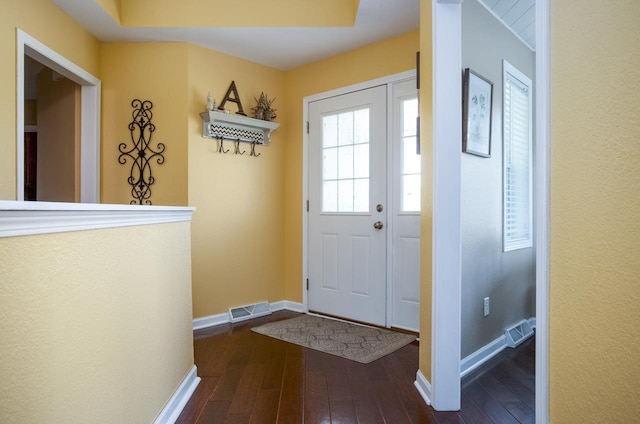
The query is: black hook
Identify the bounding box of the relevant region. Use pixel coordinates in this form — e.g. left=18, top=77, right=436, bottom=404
left=217, top=136, right=229, bottom=154
left=234, top=139, right=246, bottom=155
left=249, top=141, right=261, bottom=157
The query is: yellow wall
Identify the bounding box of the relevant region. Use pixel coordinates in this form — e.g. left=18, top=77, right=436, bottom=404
left=549, top=1, right=640, bottom=421
left=96, top=0, right=122, bottom=24
left=120, top=0, right=357, bottom=27
left=418, top=0, right=433, bottom=381
left=0, top=0, right=100, bottom=200
left=99, top=31, right=421, bottom=321
left=0, top=222, right=194, bottom=423
left=282, top=30, right=420, bottom=303
left=100, top=43, right=189, bottom=206
left=187, top=44, right=287, bottom=318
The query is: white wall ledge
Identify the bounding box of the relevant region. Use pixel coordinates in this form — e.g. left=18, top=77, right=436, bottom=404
left=0, top=201, right=195, bottom=238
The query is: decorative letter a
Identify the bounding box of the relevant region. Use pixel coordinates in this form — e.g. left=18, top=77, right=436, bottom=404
left=218, top=81, right=247, bottom=116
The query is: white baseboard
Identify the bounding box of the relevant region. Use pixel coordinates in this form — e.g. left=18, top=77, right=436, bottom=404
left=460, top=316, right=536, bottom=378
left=270, top=300, right=305, bottom=313
left=414, top=370, right=432, bottom=406
left=193, top=300, right=305, bottom=331
left=154, top=365, right=200, bottom=424
left=460, top=335, right=507, bottom=378
left=193, top=311, right=228, bottom=330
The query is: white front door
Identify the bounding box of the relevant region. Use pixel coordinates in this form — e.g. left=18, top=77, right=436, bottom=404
left=307, top=78, right=420, bottom=330
left=308, top=85, right=387, bottom=326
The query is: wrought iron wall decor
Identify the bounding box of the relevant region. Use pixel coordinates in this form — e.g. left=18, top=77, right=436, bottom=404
left=118, top=99, right=165, bottom=204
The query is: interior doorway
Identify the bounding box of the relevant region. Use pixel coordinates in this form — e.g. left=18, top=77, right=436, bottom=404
left=429, top=0, right=550, bottom=421
left=17, top=29, right=101, bottom=203
left=24, top=56, right=82, bottom=202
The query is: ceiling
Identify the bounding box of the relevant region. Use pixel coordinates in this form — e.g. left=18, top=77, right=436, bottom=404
left=477, top=0, right=535, bottom=50
left=51, top=0, right=533, bottom=72
left=52, top=0, right=421, bottom=71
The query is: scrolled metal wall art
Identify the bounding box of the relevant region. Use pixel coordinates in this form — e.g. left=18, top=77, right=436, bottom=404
left=118, top=99, right=166, bottom=205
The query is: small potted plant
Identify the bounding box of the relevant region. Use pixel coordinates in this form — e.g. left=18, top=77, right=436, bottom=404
left=253, top=92, right=277, bottom=121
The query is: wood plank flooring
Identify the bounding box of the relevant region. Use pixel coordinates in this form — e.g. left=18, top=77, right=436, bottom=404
left=177, top=310, right=535, bottom=423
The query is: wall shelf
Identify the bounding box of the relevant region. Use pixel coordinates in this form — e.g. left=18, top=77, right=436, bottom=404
left=200, top=110, right=279, bottom=145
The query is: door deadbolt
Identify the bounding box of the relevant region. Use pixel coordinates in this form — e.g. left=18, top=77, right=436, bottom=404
left=376, top=204, right=384, bottom=212
left=373, top=221, right=384, bottom=230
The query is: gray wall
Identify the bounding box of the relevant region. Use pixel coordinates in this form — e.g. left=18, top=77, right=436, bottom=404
left=461, top=0, right=536, bottom=358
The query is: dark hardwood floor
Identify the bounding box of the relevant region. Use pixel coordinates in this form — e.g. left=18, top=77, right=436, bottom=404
left=177, top=310, right=535, bottom=424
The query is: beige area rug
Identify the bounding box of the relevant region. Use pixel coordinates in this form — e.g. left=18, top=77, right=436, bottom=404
left=251, top=314, right=416, bottom=364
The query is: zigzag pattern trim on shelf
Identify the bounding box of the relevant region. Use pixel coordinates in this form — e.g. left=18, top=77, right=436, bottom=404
left=208, top=124, right=264, bottom=143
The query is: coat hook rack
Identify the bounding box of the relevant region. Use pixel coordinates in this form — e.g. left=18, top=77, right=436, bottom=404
left=118, top=99, right=165, bottom=205
left=200, top=110, right=279, bottom=158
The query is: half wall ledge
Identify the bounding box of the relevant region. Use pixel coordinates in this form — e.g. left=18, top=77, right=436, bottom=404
left=0, top=200, right=195, bottom=238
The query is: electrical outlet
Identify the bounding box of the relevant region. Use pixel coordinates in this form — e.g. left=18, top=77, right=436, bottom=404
left=483, top=297, right=490, bottom=317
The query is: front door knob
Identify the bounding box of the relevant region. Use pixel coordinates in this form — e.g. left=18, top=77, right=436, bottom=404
left=373, top=221, right=384, bottom=230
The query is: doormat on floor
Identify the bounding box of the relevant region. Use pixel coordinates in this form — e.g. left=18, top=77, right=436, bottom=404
left=251, top=314, right=416, bottom=364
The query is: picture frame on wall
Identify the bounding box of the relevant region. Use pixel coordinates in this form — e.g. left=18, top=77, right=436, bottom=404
left=462, top=68, right=493, bottom=158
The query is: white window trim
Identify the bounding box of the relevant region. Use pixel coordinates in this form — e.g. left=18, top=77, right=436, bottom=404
left=503, top=60, right=533, bottom=252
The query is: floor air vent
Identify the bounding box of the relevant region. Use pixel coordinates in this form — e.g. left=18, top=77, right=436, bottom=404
left=504, top=319, right=534, bottom=348
left=228, top=301, right=271, bottom=323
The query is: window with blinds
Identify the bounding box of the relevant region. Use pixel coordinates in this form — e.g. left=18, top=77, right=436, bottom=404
left=503, top=60, right=533, bottom=251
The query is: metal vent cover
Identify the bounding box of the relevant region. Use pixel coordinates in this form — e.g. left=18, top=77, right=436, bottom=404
left=228, top=301, right=271, bottom=323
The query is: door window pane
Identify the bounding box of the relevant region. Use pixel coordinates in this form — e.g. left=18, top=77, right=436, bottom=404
left=323, top=147, right=338, bottom=180
left=338, top=180, right=354, bottom=211
left=403, top=98, right=418, bottom=136
left=337, top=145, right=354, bottom=179
left=323, top=115, right=338, bottom=148
left=338, top=112, right=354, bottom=146
left=354, top=179, right=369, bottom=211
left=403, top=136, right=420, bottom=174
left=401, top=98, right=421, bottom=211
left=322, top=108, right=370, bottom=213
left=354, top=109, right=370, bottom=143
left=353, top=144, right=369, bottom=178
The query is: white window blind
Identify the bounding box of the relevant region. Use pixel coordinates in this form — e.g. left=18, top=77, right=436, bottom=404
left=503, top=60, right=532, bottom=251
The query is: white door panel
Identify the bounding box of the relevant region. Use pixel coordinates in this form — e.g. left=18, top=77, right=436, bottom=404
left=390, top=79, right=421, bottom=331
left=308, top=86, right=387, bottom=326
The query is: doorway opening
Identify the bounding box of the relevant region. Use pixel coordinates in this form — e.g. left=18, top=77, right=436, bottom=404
left=23, top=56, right=82, bottom=202
left=17, top=29, right=101, bottom=203
left=430, top=0, right=549, bottom=421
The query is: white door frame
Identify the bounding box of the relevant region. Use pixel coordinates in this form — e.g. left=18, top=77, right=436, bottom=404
left=430, top=0, right=550, bottom=420
left=16, top=29, right=101, bottom=203
left=534, top=1, right=550, bottom=422
left=430, top=0, right=463, bottom=410
left=302, top=70, right=417, bottom=324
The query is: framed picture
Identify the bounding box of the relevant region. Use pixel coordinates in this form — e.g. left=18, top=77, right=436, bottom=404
left=462, top=68, right=493, bottom=157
